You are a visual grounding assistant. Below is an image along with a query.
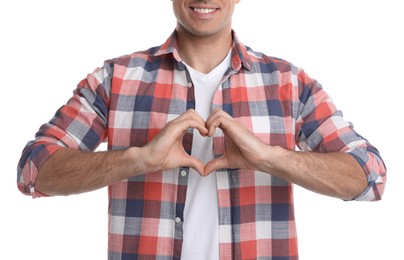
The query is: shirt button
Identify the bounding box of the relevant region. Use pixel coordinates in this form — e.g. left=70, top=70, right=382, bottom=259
left=180, top=170, right=187, bottom=177
left=187, top=82, right=193, bottom=88
left=175, top=217, right=182, bottom=223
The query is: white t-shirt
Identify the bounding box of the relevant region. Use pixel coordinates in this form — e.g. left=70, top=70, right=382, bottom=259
left=181, top=51, right=232, bottom=260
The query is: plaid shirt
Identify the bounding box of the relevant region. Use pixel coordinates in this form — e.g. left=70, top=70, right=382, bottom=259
left=18, top=31, right=386, bottom=259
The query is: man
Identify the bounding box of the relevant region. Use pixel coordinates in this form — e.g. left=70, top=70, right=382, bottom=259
left=17, top=0, right=386, bottom=259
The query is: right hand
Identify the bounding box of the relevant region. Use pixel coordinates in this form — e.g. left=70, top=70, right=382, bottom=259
left=141, top=109, right=208, bottom=175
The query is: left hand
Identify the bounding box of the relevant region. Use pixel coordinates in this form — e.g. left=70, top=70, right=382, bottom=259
left=204, top=108, right=270, bottom=176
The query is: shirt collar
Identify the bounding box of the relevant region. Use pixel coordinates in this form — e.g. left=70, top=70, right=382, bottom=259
left=153, top=30, right=251, bottom=72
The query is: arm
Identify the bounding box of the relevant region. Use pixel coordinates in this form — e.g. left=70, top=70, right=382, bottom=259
left=16, top=58, right=209, bottom=197
left=259, top=147, right=367, bottom=200
left=34, top=109, right=208, bottom=196
left=35, top=148, right=140, bottom=196
left=204, top=108, right=385, bottom=201
left=17, top=62, right=113, bottom=197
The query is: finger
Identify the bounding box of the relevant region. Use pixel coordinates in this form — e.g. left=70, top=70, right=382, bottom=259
left=203, top=156, right=230, bottom=176
left=206, top=108, right=226, bottom=125
left=206, top=108, right=235, bottom=136
left=183, top=109, right=207, bottom=125
left=206, top=115, right=232, bottom=137
left=177, top=110, right=209, bottom=136
left=179, top=118, right=208, bottom=136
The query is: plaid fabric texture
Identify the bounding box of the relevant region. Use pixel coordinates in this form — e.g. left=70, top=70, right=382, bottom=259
left=17, top=30, right=386, bottom=259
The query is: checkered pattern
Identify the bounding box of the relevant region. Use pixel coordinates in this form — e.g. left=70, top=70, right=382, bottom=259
left=17, top=30, right=386, bottom=259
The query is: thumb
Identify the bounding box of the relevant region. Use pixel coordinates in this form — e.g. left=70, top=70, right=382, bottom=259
left=183, top=155, right=205, bottom=176
left=203, top=156, right=229, bottom=176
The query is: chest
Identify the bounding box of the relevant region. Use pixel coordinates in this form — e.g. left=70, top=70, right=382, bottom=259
left=107, top=66, right=297, bottom=149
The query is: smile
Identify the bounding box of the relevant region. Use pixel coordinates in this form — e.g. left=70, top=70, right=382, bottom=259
left=192, top=7, right=217, bottom=14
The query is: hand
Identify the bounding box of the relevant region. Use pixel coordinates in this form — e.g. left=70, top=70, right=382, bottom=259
left=141, top=109, right=208, bottom=175
left=204, top=108, right=269, bottom=176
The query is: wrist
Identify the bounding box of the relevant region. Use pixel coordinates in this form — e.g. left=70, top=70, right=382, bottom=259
left=124, top=146, right=153, bottom=176
left=260, top=145, right=287, bottom=174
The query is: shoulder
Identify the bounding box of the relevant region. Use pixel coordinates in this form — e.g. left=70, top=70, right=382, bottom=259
left=244, top=45, right=299, bottom=75
left=243, top=46, right=321, bottom=91
left=105, top=46, right=162, bottom=69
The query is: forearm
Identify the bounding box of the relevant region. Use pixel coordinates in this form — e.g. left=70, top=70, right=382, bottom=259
left=34, top=110, right=209, bottom=196
left=263, top=146, right=368, bottom=200
left=35, top=147, right=146, bottom=196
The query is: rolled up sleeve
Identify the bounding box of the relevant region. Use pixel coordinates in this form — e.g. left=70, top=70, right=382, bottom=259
left=348, top=144, right=386, bottom=201
left=295, top=69, right=386, bottom=201
left=17, top=62, right=112, bottom=198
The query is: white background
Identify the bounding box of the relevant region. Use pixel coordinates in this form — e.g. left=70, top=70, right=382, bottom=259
left=1, top=0, right=402, bottom=259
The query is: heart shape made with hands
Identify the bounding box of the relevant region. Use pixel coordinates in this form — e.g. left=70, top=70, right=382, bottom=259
left=150, top=109, right=266, bottom=176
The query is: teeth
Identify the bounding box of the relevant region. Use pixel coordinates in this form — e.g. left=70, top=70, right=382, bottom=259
left=193, top=8, right=216, bottom=14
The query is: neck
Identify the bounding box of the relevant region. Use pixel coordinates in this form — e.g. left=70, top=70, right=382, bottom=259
left=176, top=28, right=233, bottom=74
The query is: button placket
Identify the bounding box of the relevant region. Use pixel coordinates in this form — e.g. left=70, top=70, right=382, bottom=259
left=174, top=167, right=189, bottom=226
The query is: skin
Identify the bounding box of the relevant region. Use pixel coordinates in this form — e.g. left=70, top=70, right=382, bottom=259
left=172, top=0, right=240, bottom=73
left=203, top=109, right=367, bottom=199
left=36, top=110, right=209, bottom=195
left=35, top=0, right=367, bottom=200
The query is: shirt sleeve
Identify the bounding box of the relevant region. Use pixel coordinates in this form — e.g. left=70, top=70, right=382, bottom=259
left=16, top=60, right=113, bottom=198
left=294, top=68, right=386, bottom=201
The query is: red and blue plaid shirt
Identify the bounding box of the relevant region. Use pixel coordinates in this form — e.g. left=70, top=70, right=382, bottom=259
left=18, top=30, right=386, bottom=259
